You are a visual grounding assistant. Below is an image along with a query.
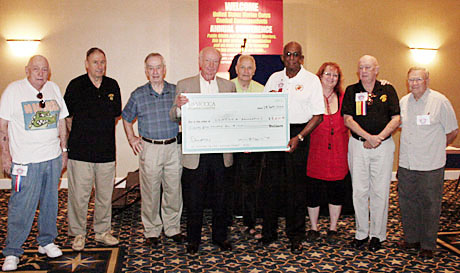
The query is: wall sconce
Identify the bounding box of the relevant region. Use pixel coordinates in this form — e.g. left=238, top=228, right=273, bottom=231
left=410, top=47, right=437, bottom=64
left=6, top=39, right=41, bottom=57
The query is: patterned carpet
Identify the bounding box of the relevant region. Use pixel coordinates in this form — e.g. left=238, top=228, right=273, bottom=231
left=0, top=180, right=459, bottom=272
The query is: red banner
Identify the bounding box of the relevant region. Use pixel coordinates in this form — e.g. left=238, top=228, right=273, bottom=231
left=199, top=0, right=283, bottom=72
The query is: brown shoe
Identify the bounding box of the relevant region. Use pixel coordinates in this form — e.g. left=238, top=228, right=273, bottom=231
left=398, top=241, right=420, bottom=250
left=419, top=249, right=434, bottom=259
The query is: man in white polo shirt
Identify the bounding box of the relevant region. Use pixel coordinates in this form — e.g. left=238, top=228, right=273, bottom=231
left=261, top=41, right=324, bottom=253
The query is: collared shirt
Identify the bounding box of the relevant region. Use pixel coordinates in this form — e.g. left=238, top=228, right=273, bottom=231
left=341, top=80, right=400, bottom=139
left=122, top=81, right=178, bottom=139
left=64, top=74, right=121, bottom=163
left=264, top=65, right=324, bottom=124
left=199, top=73, right=219, bottom=94
left=399, top=88, right=458, bottom=171
left=231, top=78, right=264, bottom=93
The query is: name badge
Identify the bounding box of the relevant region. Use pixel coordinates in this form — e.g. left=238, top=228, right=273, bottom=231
left=12, top=164, right=28, bottom=193
left=417, top=115, right=430, bottom=125
left=355, top=92, right=368, bottom=102
left=12, top=164, right=28, bottom=176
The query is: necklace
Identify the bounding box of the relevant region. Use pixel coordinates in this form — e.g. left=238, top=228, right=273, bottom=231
left=323, top=91, right=334, bottom=115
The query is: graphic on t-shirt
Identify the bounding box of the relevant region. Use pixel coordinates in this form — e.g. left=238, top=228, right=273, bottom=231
left=22, top=100, right=60, bottom=130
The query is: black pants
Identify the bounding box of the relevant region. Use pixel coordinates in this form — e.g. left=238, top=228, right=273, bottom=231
left=262, top=123, right=309, bottom=242
left=235, top=152, right=263, bottom=228
left=182, top=154, right=228, bottom=245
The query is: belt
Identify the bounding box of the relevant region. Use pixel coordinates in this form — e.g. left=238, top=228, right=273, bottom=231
left=352, top=135, right=366, bottom=142
left=142, top=136, right=176, bottom=145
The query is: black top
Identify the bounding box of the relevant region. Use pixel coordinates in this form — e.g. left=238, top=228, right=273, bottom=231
left=341, top=81, right=400, bottom=140
left=64, top=74, right=122, bottom=163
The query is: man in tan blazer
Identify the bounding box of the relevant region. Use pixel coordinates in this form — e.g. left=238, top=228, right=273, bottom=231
left=170, top=47, right=236, bottom=255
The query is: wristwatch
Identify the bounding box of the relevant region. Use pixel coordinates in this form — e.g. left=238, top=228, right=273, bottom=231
left=62, top=148, right=69, bottom=152
left=297, top=134, right=304, bottom=141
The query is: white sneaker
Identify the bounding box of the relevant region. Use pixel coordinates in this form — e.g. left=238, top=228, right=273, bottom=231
left=2, top=256, right=19, bottom=271
left=72, top=235, right=85, bottom=251
left=95, top=232, right=119, bottom=246
left=38, top=243, right=62, bottom=258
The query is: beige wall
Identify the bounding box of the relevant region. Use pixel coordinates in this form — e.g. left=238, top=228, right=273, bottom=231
left=1, top=0, right=459, bottom=177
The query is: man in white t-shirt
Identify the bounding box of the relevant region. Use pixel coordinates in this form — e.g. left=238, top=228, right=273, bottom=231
left=261, top=41, right=324, bottom=253
left=0, top=55, right=69, bottom=271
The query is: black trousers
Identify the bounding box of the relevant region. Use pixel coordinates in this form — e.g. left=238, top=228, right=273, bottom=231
left=182, top=154, right=228, bottom=245
left=234, top=152, right=263, bottom=228
left=262, top=123, right=309, bottom=242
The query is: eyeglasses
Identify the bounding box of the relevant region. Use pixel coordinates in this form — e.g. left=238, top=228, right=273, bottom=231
left=408, top=78, right=424, bottom=83
left=285, top=52, right=300, bottom=57
left=323, top=72, right=339, bottom=78
left=36, top=92, right=46, bottom=108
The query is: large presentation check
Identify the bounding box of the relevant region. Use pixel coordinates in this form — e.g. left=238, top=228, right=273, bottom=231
left=182, top=92, right=289, bottom=154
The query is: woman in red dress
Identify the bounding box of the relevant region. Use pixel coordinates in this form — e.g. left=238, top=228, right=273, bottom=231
left=306, top=62, right=349, bottom=243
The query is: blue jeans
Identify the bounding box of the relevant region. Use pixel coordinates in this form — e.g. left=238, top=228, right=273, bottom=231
left=3, top=155, right=62, bottom=257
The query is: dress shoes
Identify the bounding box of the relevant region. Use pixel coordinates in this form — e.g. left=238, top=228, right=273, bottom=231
left=368, top=237, right=382, bottom=252
left=350, top=237, right=368, bottom=249
left=419, top=249, right=434, bottom=259
left=258, top=236, right=277, bottom=246
left=145, top=237, right=160, bottom=247
left=212, top=240, right=233, bottom=251
left=169, top=234, right=185, bottom=243
left=187, top=243, right=199, bottom=255
left=398, top=241, right=420, bottom=250
left=290, top=240, right=303, bottom=254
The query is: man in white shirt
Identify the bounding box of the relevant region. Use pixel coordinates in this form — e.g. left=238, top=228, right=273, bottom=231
left=261, top=41, right=324, bottom=253
left=0, top=55, right=68, bottom=271
left=398, top=67, right=458, bottom=258
left=170, top=47, right=236, bottom=255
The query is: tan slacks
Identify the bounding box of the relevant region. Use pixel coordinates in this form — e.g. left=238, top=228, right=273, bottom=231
left=140, top=140, right=183, bottom=238
left=67, top=159, right=116, bottom=236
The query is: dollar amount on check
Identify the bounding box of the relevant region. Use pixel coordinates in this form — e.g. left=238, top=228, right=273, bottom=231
left=181, top=92, right=289, bottom=154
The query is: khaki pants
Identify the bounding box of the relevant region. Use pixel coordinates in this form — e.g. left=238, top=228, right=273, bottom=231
left=140, top=140, right=183, bottom=238
left=348, top=137, right=395, bottom=241
left=67, top=159, right=115, bottom=236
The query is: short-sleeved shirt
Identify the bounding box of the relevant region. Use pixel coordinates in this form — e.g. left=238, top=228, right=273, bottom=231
left=122, top=81, right=178, bottom=140
left=64, top=74, right=122, bottom=163
left=0, top=78, right=68, bottom=164
left=231, top=78, right=264, bottom=93
left=264, top=65, right=324, bottom=124
left=399, top=89, right=458, bottom=171
left=341, top=81, right=400, bottom=139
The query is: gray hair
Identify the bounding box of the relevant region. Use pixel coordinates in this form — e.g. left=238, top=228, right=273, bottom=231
left=407, top=67, right=429, bottom=79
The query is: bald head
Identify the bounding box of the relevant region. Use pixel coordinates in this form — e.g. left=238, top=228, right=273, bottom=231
left=26, top=55, right=50, bottom=91
left=282, top=41, right=304, bottom=78
left=199, top=47, right=221, bottom=81
left=358, top=55, right=379, bottom=84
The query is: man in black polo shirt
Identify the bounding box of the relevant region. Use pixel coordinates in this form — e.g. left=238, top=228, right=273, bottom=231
left=64, top=48, right=122, bottom=251
left=341, top=55, right=400, bottom=252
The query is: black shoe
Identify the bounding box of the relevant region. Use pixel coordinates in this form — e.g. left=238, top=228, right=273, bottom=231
left=351, top=237, right=368, bottom=249
left=145, top=237, right=160, bottom=247
left=326, top=230, right=339, bottom=243
left=368, top=237, right=382, bottom=251
left=290, top=240, right=302, bottom=254
left=187, top=243, right=199, bottom=255
left=258, top=236, right=277, bottom=246
left=306, top=230, right=320, bottom=242
left=212, top=240, right=233, bottom=251
left=397, top=241, right=420, bottom=250
left=169, top=234, right=185, bottom=243
left=419, top=249, right=433, bottom=259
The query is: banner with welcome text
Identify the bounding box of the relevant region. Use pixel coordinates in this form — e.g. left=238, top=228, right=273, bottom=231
left=199, top=0, right=283, bottom=72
